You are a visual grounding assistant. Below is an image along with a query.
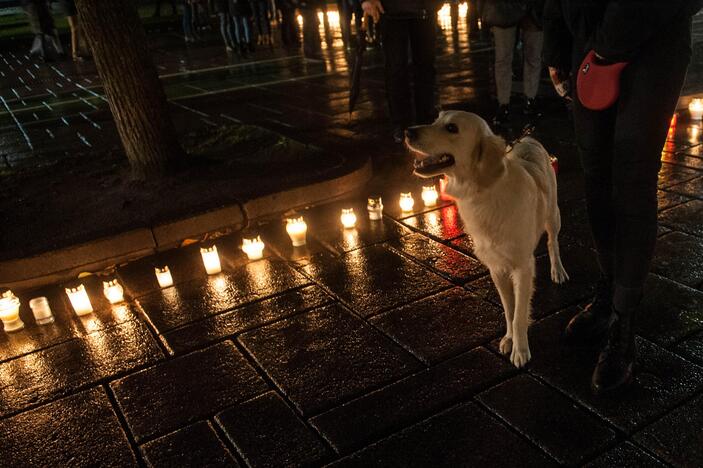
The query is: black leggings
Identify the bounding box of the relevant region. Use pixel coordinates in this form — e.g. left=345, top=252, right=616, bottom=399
left=571, top=22, right=691, bottom=311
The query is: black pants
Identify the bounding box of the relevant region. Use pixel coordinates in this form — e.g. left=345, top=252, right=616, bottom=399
left=381, top=14, right=437, bottom=128
left=571, top=20, right=691, bottom=311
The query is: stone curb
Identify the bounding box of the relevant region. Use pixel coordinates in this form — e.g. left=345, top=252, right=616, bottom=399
left=0, top=158, right=372, bottom=291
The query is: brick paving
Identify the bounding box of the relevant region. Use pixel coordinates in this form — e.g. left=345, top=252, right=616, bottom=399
left=2, top=5, right=703, bottom=468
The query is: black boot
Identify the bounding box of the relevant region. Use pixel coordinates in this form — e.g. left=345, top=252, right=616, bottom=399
left=492, top=104, right=510, bottom=127
left=564, top=278, right=612, bottom=344
left=592, top=309, right=636, bottom=395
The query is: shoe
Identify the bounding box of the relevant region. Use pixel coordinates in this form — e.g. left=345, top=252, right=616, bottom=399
left=492, top=104, right=510, bottom=126
left=392, top=127, right=405, bottom=144
left=591, top=308, right=636, bottom=395
left=524, top=98, right=541, bottom=117
left=564, top=278, right=612, bottom=344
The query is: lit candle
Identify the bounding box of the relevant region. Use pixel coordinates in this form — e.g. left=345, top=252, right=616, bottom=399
left=29, top=297, right=54, bottom=325
left=155, top=266, right=173, bottom=288
left=0, top=291, right=24, bottom=332
left=200, top=246, right=222, bottom=275
left=285, top=217, right=307, bottom=247
left=399, top=192, right=415, bottom=212
left=421, top=186, right=439, bottom=207
left=103, top=279, right=124, bottom=304
left=690, top=99, right=703, bottom=120
left=367, top=197, right=383, bottom=220
left=242, top=236, right=265, bottom=260
left=340, top=208, right=357, bottom=228
left=65, top=284, right=93, bottom=316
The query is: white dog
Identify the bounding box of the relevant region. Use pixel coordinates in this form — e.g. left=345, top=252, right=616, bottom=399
left=405, top=111, right=569, bottom=368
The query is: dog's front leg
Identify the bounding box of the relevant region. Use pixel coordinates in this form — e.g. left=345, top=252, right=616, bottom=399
left=490, top=269, right=515, bottom=355
left=510, top=259, right=535, bottom=368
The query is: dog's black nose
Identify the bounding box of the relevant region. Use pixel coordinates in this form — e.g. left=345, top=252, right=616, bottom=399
left=405, top=127, right=418, bottom=141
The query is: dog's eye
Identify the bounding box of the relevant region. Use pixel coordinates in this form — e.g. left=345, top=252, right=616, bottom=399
left=445, top=123, right=459, bottom=133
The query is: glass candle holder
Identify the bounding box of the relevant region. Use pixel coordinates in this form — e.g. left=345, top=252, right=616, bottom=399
left=399, top=192, right=415, bottom=212
left=286, top=217, right=307, bottom=247
left=690, top=98, right=703, bottom=120
left=242, top=236, right=265, bottom=260
left=421, top=186, right=438, bottom=207
left=340, top=208, right=357, bottom=229
left=0, top=291, right=24, bottom=332
left=200, top=246, right=222, bottom=275
left=29, top=297, right=54, bottom=325
left=66, top=284, right=93, bottom=316
left=367, top=197, right=383, bottom=220
left=155, top=266, right=173, bottom=288
left=103, top=279, right=125, bottom=304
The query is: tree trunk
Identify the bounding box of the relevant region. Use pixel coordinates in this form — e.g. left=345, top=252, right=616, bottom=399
left=75, top=0, right=185, bottom=180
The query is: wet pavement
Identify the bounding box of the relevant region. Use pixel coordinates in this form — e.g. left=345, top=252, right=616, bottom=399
left=2, top=4, right=703, bottom=468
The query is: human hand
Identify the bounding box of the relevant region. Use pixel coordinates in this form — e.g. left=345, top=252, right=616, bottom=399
left=361, top=0, right=384, bottom=23
left=548, top=67, right=571, bottom=100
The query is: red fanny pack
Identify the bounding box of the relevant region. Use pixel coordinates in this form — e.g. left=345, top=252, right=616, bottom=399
left=576, top=50, right=629, bottom=111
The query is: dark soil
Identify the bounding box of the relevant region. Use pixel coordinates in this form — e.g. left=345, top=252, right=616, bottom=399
left=0, top=124, right=355, bottom=260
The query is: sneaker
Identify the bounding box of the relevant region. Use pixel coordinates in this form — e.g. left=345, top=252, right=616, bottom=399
left=492, top=104, right=510, bottom=126
left=564, top=278, right=612, bottom=344
left=524, top=98, right=541, bottom=117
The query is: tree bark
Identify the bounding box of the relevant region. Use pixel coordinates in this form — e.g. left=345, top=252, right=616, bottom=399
left=75, top=0, right=185, bottom=180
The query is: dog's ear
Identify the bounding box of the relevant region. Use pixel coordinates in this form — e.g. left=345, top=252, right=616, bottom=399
left=474, top=134, right=506, bottom=187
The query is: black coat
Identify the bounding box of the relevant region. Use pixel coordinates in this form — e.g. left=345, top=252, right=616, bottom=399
left=543, top=0, right=694, bottom=69
left=380, top=0, right=442, bottom=17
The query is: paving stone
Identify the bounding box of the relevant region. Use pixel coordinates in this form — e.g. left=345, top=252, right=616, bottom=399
left=666, top=176, right=703, bottom=200
left=652, top=231, right=703, bottom=288
left=310, top=347, right=515, bottom=454
left=216, top=391, right=330, bottom=467
left=111, top=341, right=268, bottom=442
left=450, top=232, right=551, bottom=258
left=467, top=244, right=599, bottom=320
left=141, top=421, right=239, bottom=468
left=137, top=258, right=309, bottom=333
left=634, top=393, right=703, bottom=467
left=525, top=308, right=703, bottom=433
left=659, top=199, right=703, bottom=238
left=658, top=189, right=692, bottom=211
left=329, top=401, right=556, bottom=467
left=301, top=245, right=451, bottom=318
left=557, top=198, right=594, bottom=247
left=238, top=304, right=421, bottom=416
left=584, top=441, right=665, bottom=468
left=635, top=274, right=703, bottom=347
left=0, top=319, right=162, bottom=417
left=370, top=288, right=504, bottom=364
left=674, top=331, right=703, bottom=366
left=661, top=151, right=703, bottom=170
left=657, top=163, right=701, bottom=189
left=161, top=285, right=333, bottom=354
left=477, top=374, right=616, bottom=465
left=0, top=388, right=137, bottom=467
left=399, top=204, right=465, bottom=241
left=387, top=233, right=487, bottom=283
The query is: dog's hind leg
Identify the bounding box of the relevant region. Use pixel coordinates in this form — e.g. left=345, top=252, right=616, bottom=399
left=510, top=259, right=535, bottom=368
left=546, top=206, right=569, bottom=284
left=490, top=269, right=515, bottom=356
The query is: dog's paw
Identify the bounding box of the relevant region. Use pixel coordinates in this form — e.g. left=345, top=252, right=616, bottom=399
left=551, top=264, right=570, bottom=284
left=499, top=335, right=513, bottom=355
left=510, top=346, right=531, bottom=368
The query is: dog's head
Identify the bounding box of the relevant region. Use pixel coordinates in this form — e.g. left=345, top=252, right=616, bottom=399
left=405, top=111, right=506, bottom=191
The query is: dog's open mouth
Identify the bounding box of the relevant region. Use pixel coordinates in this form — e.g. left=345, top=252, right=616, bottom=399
left=413, top=153, right=455, bottom=176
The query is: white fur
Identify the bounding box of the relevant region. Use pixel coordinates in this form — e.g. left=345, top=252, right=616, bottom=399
left=407, top=111, right=569, bottom=368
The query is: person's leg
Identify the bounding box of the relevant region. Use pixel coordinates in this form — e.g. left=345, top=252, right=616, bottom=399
left=408, top=15, right=437, bottom=125
left=67, top=15, right=79, bottom=59
left=182, top=1, right=194, bottom=41
left=611, top=42, right=691, bottom=312
left=381, top=17, right=412, bottom=135
left=301, top=6, right=321, bottom=58
left=218, top=12, right=232, bottom=49
left=491, top=26, right=516, bottom=106
left=520, top=18, right=543, bottom=114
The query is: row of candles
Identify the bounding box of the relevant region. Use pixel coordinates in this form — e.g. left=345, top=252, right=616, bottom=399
left=0, top=187, right=441, bottom=333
